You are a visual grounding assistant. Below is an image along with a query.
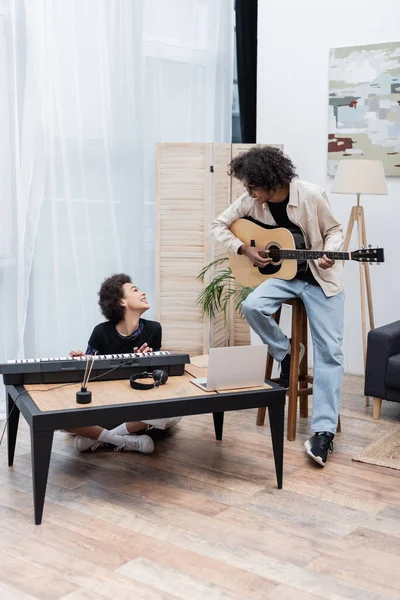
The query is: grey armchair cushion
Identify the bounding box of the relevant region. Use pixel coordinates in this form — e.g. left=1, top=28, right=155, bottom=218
left=386, top=354, right=400, bottom=389
left=365, top=320, right=400, bottom=399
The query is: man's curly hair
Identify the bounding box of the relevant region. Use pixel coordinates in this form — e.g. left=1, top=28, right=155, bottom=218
left=98, top=273, right=131, bottom=324
left=228, top=146, right=297, bottom=194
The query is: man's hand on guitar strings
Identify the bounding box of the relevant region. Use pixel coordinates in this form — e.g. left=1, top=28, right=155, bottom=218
left=239, top=245, right=272, bottom=268
left=318, top=254, right=335, bottom=270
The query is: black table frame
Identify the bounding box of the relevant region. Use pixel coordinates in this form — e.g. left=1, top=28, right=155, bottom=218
left=6, top=381, right=285, bottom=524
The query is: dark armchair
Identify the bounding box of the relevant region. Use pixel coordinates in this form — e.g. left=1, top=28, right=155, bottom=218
left=365, top=320, right=400, bottom=419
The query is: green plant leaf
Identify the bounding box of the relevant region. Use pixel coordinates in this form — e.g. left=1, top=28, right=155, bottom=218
left=196, top=258, right=253, bottom=320
left=197, top=257, right=229, bottom=281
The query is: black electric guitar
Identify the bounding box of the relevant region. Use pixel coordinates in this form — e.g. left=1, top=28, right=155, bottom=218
left=228, top=219, right=384, bottom=288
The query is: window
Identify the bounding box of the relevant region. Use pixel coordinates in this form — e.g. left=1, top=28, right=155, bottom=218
left=232, top=17, right=241, bottom=142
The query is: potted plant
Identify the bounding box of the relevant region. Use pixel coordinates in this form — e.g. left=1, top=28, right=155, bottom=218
left=197, top=257, right=253, bottom=321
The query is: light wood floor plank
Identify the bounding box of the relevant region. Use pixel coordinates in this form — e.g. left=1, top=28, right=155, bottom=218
left=267, top=585, right=325, bottom=600
left=118, top=556, right=256, bottom=600
left=0, top=376, right=399, bottom=600
left=40, top=502, right=277, bottom=600
left=0, top=581, right=40, bottom=600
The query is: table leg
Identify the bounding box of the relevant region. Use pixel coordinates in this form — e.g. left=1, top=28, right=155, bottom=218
left=31, top=429, right=54, bottom=525
left=7, top=392, right=20, bottom=467
left=268, top=401, right=284, bottom=489
left=213, top=412, right=224, bottom=441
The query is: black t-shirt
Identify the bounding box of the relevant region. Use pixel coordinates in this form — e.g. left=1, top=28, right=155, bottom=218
left=86, top=319, right=162, bottom=355
left=267, top=197, right=319, bottom=287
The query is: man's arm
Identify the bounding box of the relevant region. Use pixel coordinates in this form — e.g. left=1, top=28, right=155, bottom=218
left=318, top=191, right=344, bottom=252
left=211, top=193, right=251, bottom=255
left=211, top=193, right=272, bottom=267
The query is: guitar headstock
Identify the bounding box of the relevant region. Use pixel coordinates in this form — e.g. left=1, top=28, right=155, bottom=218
left=351, top=247, right=384, bottom=264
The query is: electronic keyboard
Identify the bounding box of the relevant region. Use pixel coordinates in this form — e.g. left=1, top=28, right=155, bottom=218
left=0, top=351, right=190, bottom=385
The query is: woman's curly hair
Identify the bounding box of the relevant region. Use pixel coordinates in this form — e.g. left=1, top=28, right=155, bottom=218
left=98, top=273, right=131, bottom=323
left=228, top=146, right=297, bottom=194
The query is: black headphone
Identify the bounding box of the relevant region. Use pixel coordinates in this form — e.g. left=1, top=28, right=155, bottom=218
left=130, top=369, right=168, bottom=390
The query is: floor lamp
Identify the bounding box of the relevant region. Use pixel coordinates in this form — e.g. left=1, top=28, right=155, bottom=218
left=331, top=159, right=388, bottom=406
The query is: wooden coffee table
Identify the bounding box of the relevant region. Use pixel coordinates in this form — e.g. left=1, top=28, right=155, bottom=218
left=5, top=357, right=286, bottom=524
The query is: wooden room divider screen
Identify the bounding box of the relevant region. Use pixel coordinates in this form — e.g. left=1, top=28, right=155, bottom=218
left=154, top=142, right=283, bottom=355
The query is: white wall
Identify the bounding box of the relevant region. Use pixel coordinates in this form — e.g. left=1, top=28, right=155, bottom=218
left=257, top=0, right=400, bottom=375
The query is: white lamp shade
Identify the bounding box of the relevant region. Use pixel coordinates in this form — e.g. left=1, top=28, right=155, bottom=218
left=331, top=160, right=388, bottom=195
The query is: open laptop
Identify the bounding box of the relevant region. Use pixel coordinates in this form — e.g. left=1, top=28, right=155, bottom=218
left=190, top=345, right=268, bottom=392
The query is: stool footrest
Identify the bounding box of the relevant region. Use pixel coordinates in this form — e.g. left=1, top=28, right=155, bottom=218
left=299, top=374, right=314, bottom=384
left=297, top=387, right=313, bottom=397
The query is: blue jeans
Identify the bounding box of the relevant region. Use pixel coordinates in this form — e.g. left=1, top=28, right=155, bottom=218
left=242, top=278, right=344, bottom=435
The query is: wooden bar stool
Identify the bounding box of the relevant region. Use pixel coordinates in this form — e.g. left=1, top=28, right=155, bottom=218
left=256, top=298, right=341, bottom=441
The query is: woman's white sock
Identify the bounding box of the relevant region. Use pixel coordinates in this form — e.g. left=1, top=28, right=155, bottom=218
left=98, top=429, right=126, bottom=446
left=108, top=423, right=130, bottom=436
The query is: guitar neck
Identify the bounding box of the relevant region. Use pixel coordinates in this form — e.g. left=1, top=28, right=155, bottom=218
left=279, top=250, right=351, bottom=260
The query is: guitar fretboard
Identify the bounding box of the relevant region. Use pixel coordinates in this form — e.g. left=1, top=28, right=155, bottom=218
left=278, top=250, right=351, bottom=260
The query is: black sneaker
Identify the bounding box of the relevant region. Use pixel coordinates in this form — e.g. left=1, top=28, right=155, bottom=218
left=279, top=341, right=305, bottom=388
left=279, top=353, right=291, bottom=388
left=304, top=432, right=334, bottom=467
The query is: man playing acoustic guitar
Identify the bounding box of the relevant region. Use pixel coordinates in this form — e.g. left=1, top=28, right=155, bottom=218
left=211, top=146, right=344, bottom=467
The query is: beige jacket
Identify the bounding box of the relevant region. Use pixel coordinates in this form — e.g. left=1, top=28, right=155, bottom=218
left=211, top=180, right=344, bottom=297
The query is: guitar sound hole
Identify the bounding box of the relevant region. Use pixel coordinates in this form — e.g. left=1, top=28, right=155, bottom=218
left=258, top=245, right=282, bottom=275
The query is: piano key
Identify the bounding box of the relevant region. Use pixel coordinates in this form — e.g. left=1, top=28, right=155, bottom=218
left=1, top=352, right=190, bottom=385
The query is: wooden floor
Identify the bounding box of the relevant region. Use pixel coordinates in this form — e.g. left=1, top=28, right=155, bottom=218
left=1, top=376, right=400, bottom=600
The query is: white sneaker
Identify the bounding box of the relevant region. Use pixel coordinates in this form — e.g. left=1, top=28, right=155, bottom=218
left=146, top=416, right=182, bottom=432
left=74, top=436, right=105, bottom=452
left=164, top=416, right=182, bottom=430
left=114, top=434, right=154, bottom=453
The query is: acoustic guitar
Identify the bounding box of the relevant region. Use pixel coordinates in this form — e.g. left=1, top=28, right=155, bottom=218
left=229, top=218, right=385, bottom=288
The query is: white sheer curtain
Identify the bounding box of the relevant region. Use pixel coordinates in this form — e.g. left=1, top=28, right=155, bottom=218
left=0, top=0, right=233, bottom=412
left=142, top=0, right=234, bottom=300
